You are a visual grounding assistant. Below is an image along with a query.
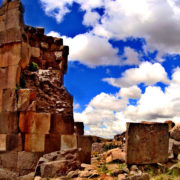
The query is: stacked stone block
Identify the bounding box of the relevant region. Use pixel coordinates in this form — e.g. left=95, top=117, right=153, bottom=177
left=0, top=0, right=88, bottom=176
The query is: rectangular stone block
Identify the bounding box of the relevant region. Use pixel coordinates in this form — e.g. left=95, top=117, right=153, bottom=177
left=0, top=134, right=22, bottom=152
left=125, top=122, right=169, bottom=164
left=0, top=112, right=18, bottom=134
left=24, top=134, right=45, bottom=152
left=0, top=28, right=22, bottom=45
left=17, top=151, right=43, bottom=171
left=0, top=151, right=18, bottom=169
left=74, top=122, right=84, bottom=135
left=77, top=136, right=93, bottom=164
left=0, top=88, right=17, bottom=112
left=19, top=112, right=50, bottom=134
left=61, top=135, right=77, bottom=150
left=0, top=43, right=21, bottom=68
left=17, top=89, right=36, bottom=111
left=50, top=114, right=74, bottom=134
left=31, top=47, right=40, bottom=58
left=45, top=134, right=61, bottom=153
left=0, top=65, right=20, bottom=90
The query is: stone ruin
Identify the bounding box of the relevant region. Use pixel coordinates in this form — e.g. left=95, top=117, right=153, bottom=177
left=0, top=0, right=92, bottom=176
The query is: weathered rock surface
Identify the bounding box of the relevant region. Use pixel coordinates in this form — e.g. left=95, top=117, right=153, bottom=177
left=35, top=149, right=81, bottom=178
left=170, top=123, right=180, bottom=141
left=126, top=122, right=169, bottom=164
left=106, top=148, right=125, bottom=163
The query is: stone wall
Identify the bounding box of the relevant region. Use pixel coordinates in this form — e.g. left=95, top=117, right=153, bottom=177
left=0, top=0, right=87, bottom=176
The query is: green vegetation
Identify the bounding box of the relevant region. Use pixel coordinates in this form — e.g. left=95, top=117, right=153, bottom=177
left=28, top=62, right=38, bottom=72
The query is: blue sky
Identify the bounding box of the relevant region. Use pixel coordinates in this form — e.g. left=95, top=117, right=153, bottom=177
left=2, top=0, right=180, bottom=138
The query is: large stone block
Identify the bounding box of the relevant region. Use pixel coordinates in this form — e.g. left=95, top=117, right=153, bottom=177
left=20, top=42, right=31, bottom=69
left=17, top=151, right=43, bottom=171
left=19, top=112, right=50, bottom=134
left=125, top=122, right=169, bottom=164
left=0, top=65, right=20, bottom=89
left=17, top=89, right=36, bottom=111
left=0, top=151, right=18, bottom=169
left=0, top=112, right=18, bottom=134
left=74, top=122, right=84, bottom=135
left=24, top=134, right=45, bottom=152
left=0, top=89, right=17, bottom=112
left=0, top=43, right=21, bottom=68
left=45, top=134, right=61, bottom=153
left=77, top=136, right=93, bottom=164
left=31, top=47, right=40, bottom=58
left=50, top=114, right=74, bottom=134
left=61, top=135, right=77, bottom=150
left=0, top=134, right=22, bottom=152
left=0, top=28, right=22, bottom=45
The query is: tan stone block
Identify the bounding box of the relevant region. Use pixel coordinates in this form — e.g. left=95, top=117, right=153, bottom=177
left=0, top=43, right=21, bottom=68
left=20, top=42, right=31, bottom=69
left=0, top=151, right=18, bottom=169
left=45, top=134, right=61, bottom=153
left=50, top=114, right=74, bottom=134
left=74, top=122, right=84, bottom=135
left=6, top=9, right=22, bottom=30
left=0, top=112, right=18, bottom=134
left=0, top=134, right=22, bottom=152
left=25, top=134, right=45, bottom=152
left=61, top=135, right=77, bottom=150
left=0, top=15, right=5, bottom=32
left=0, top=28, right=22, bottom=45
left=77, top=136, right=93, bottom=164
left=0, top=90, right=2, bottom=112
left=125, top=122, right=169, bottom=164
left=0, top=65, right=19, bottom=90
left=31, top=47, right=40, bottom=58
left=19, top=112, right=50, bottom=134
left=17, top=151, right=43, bottom=170
left=17, top=89, right=36, bottom=111
left=1, top=88, right=17, bottom=112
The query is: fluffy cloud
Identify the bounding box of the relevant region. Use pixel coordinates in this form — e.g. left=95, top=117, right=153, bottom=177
left=75, top=67, right=180, bottom=138
left=103, top=62, right=169, bottom=87
left=118, top=86, right=141, bottom=99
left=41, top=0, right=180, bottom=59
left=83, top=11, right=100, bottom=27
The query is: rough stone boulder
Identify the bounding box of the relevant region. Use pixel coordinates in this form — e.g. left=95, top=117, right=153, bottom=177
left=35, top=148, right=82, bottom=178
left=170, top=123, right=180, bottom=141
left=106, top=148, right=125, bottom=163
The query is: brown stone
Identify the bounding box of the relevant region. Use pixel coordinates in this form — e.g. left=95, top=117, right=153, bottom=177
left=0, top=151, right=18, bottom=169
left=45, top=134, right=61, bottom=153
left=17, top=89, right=36, bottom=111
left=0, top=88, right=17, bottom=112
left=0, top=43, right=21, bottom=68
left=61, top=135, right=77, bottom=150
left=106, top=148, right=125, bottom=163
left=20, top=42, right=31, bottom=69
left=0, top=134, right=22, bottom=152
left=0, top=112, right=18, bottom=134
left=17, top=151, right=43, bottom=171
left=24, top=134, right=45, bottom=152
left=0, top=65, right=20, bottom=89
left=125, top=122, right=169, bottom=164
left=170, top=123, right=180, bottom=141
left=19, top=112, right=50, bottom=134
left=40, top=42, right=48, bottom=49
left=77, top=136, right=93, bottom=164
left=31, top=47, right=40, bottom=58
left=74, top=122, right=84, bottom=135
left=50, top=114, right=74, bottom=134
